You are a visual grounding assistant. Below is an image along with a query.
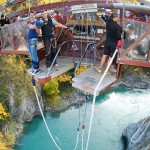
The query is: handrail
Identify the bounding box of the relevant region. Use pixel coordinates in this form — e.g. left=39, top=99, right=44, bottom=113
left=74, top=42, right=96, bottom=77
left=47, top=40, right=72, bottom=77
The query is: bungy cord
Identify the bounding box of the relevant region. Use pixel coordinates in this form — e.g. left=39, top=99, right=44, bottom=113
left=85, top=48, right=119, bottom=150
left=32, top=78, right=61, bottom=150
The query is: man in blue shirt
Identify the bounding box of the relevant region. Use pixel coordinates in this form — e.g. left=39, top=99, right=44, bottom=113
left=27, top=10, right=41, bottom=74
left=40, top=10, right=68, bottom=69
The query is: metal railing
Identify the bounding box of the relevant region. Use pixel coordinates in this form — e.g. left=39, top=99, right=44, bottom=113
left=74, top=42, right=96, bottom=77
left=47, top=40, right=73, bottom=76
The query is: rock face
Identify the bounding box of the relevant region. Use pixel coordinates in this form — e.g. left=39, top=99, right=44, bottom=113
left=123, top=116, right=150, bottom=150
left=45, top=92, right=85, bottom=112
left=8, top=89, right=85, bottom=123
left=9, top=94, right=44, bottom=123
left=120, top=70, right=150, bottom=89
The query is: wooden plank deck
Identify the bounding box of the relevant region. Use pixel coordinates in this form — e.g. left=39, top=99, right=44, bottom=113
left=72, top=66, right=117, bottom=96
left=29, top=56, right=74, bottom=84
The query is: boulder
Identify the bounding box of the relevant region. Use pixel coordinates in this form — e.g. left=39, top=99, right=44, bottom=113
left=123, top=116, right=150, bottom=150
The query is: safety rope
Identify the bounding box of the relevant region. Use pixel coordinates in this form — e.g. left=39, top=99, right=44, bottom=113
left=73, top=90, right=81, bottom=150
left=31, top=78, right=61, bottom=150
left=45, top=42, right=52, bottom=57
left=88, top=12, right=95, bottom=67
left=131, top=116, right=150, bottom=143
left=85, top=48, right=119, bottom=150
left=86, top=12, right=89, bottom=65
left=81, top=94, right=88, bottom=150
left=73, top=91, right=88, bottom=150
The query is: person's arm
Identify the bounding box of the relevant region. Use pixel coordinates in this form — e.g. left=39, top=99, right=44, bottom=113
left=28, top=22, right=40, bottom=34
left=55, top=22, right=67, bottom=28
left=116, top=25, right=122, bottom=40
left=35, top=26, right=40, bottom=35
left=52, top=18, right=67, bottom=29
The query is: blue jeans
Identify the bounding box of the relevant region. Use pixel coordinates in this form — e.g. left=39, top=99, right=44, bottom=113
left=27, top=38, right=39, bottom=69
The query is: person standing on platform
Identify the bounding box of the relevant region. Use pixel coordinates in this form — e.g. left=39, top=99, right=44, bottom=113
left=27, top=10, right=41, bottom=74
left=40, top=10, right=68, bottom=69
left=96, top=13, right=122, bottom=75
left=0, top=14, right=10, bottom=27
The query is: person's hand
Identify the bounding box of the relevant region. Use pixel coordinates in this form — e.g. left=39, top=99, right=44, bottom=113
left=29, top=22, right=37, bottom=29
left=66, top=27, right=73, bottom=31
left=116, top=40, right=122, bottom=49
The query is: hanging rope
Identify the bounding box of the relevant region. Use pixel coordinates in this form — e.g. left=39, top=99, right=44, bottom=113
left=31, top=78, right=61, bottom=150
left=131, top=116, right=150, bottom=143
left=88, top=12, right=95, bottom=67
left=73, top=90, right=81, bottom=150
left=85, top=48, right=119, bottom=150
left=81, top=94, right=88, bottom=150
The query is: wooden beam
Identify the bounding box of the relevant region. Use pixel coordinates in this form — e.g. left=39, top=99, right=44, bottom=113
left=120, top=29, right=150, bottom=58
left=116, top=63, right=122, bottom=80
left=73, top=35, right=100, bottom=41
left=1, top=50, right=29, bottom=55
left=118, top=58, right=150, bottom=68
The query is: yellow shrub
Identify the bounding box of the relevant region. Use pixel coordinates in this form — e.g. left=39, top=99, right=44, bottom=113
left=0, top=103, right=10, bottom=120
left=76, top=65, right=88, bottom=75
left=56, top=74, right=72, bottom=83
left=44, top=79, right=60, bottom=96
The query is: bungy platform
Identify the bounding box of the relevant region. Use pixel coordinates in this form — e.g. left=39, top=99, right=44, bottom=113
left=72, top=66, right=117, bottom=96
left=28, top=56, right=74, bottom=84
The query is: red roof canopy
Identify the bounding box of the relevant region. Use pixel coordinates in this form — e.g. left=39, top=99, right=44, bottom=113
left=13, top=0, right=26, bottom=5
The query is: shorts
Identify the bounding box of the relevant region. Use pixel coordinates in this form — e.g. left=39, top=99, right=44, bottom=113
left=104, top=40, right=117, bottom=57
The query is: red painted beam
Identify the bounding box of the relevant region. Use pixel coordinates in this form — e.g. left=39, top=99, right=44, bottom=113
left=37, top=76, right=51, bottom=84
left=118, top=58, right=150, bottom=68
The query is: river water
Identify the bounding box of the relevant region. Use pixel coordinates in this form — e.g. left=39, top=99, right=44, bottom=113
left=15, top=85, right=150, bottom=150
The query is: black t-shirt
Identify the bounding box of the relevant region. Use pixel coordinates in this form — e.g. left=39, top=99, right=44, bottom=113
left=106, top=21, right=122, bottom=43
left=40, top=18, right=54, bottom=39
left=0, top=17, right=10, bottom=27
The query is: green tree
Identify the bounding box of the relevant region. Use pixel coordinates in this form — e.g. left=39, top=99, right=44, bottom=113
left=0, top=54, right=33, bottom=106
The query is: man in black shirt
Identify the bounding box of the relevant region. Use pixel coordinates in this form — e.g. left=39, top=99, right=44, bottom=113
left=40, top=10, right=68, bottom=68
left=0, top=14, right=10, bottom=27
left=96, top=13, right=122, bottom=74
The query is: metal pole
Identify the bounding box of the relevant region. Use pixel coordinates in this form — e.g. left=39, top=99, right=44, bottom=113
left=28, top=0, right=30, bottom=17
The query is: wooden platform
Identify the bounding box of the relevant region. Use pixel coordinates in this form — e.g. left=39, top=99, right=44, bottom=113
left=72, top=66, right=117, bottom=96
left=29, top=56, right=74, bottom=84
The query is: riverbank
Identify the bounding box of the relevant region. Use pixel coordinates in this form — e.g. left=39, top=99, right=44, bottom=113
left=4, top=67, right=150, bottom=149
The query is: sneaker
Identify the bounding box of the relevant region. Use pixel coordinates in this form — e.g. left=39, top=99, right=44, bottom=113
left=29, top=68, right=34, bottom=74
left=95, top=67, right=102, bottom=73
left=105, top=71, right=111, bottom=76
left=32, top=69, right=40, bottom=75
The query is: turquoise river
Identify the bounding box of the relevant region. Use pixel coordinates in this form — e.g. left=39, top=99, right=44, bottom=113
left=15, top=85, right=150, bottom=150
